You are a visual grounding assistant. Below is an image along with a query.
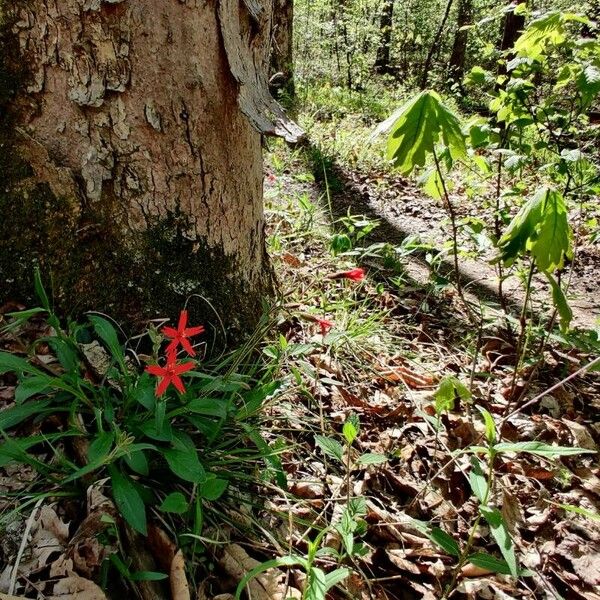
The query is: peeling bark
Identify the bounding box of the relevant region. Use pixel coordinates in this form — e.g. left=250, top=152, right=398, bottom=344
left=0, top=0, right=298, bottom=340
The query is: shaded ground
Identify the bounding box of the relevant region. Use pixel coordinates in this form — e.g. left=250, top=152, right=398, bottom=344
left=308, top=152, right=600, bottom=330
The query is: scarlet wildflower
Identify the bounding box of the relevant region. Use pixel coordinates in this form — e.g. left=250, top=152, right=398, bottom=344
left=146, top=351, right=194, bottom=396
left=162, top=310, right=205, bottom=357
left=316, top=318, right=333, bottom=336
left=341, top=267, right=365, bottom=281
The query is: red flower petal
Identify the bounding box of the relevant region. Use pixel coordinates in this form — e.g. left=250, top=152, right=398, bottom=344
left=173, top=361, right=195, bottom=375
left=162, top=326, right=178, bottom=338
left=155, top=376, right=171, bottom=397
left=146, top=364, right=166, bottom=376
left=165, top=339, right=179, bottom=357
left=181, top=338, right=196, bottom=356
left=171, top=375, right=186, bottom=394
left=343, top=268, right=365, bottom=281
left=178, top=310, right=188, bottom=331
left=185, top=325, right=205, bottom=336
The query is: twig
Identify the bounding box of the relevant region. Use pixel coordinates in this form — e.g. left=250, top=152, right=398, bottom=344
left=8, top=497, right=44, bottom=595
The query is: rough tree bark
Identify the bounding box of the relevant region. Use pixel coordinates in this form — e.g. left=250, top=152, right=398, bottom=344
left=270, top=0, right=295, bottom=99
left=0, top=0, right=301, bottom=338
left=374, top=0, right=395, bottom=75
left=447, top=0, right=472, bottom=87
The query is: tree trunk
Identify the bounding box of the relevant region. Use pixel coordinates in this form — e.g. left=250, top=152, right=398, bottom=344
left=497, top=1, right=525, bottom=75
left=447, top=0, right=472, bottom=87
left=0, top=0, right=301, bottom=339
left=270, top=0, right=295, bottom=99
left=374, top=0, right=395, bottom=75
left=420, top=0, right=454, bottom=89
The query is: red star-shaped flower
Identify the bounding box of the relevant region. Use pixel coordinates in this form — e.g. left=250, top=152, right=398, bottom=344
left=341, top=267, right=365, bottom=281
left=316, top=318, right=333, bottom=336
left=162, top=310, right=205, bottom=357
left=145, top=351, right=195, bottom=396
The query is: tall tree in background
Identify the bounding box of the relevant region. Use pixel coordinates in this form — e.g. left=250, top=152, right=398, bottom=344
left=420, top=0, right=454, bottom=89
left=374, top=0, right=395, bottom=75
left=0, top=0, right=301, bottom=338
left=447, top=0, right=473, bottom=88
left=271, top=0, right=295, bottom=99
left=497, top=1, right=525, bottom=74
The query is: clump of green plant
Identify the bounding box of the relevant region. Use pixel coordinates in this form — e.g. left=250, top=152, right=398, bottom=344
left=0, top=271, right=282, bottom=566
left=330, top=211, right=380, bottom=255
left=236, top=414, right=386, bottom=600
left=414, top=380, right=595, bottom=598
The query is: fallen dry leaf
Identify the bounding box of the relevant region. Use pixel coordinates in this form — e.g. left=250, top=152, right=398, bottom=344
left=48, top=574, right=107, bottom=600
left=170, top=550, right=190, bottom=600
left=219, top=544, right=301, bottom=600
left=377, top=365, right=435, bottom=389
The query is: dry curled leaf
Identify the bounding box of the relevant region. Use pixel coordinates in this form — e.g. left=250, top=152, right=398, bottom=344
left=377, top=365, right=435, bottom=389
left=48, top=574, right=107, bottom=600
left=219, top=544, right=301, bottom=600
left=170, top=550, right=190, bottom=600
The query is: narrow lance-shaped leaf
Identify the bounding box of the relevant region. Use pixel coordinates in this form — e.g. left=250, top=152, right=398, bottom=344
left=479, top=506, right=518, bottom=577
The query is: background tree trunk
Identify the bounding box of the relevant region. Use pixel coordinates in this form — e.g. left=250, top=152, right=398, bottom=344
left=374, top=0, right=395, bottom=75
left=0, top=0, right=301, bottom=340
left=270, top=0, right=295, bottom=100
left=497, top=1, right=525, bottom=76
left=420, top=0, right=454, bottom=89
left=447, top=0, right=472, bottom=88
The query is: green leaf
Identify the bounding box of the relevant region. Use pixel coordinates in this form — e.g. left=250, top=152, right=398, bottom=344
left=497, top=188, right=572, bottom=272
left=48, top=338, right=80, bottom=373
left=546, top=273, right=573, bottom=333
left=34, top=266, right=51, bottom=312
left=14, top=375, right=52, bottom=403
left=88, top=315, right=125, bottom=365
left=164, top=446, right=206, bottom=483
left=550, top=502, right=600, bottom=522
left=324, top=567, right=351, bottom=591
left=201, top=477, right=228, bottom=501
left=467, top=552, right=514, bottom=575
left=387, top=90, right=466, bottom=175
left=479, top=506, right=518, bottom=577
left=476, top=406, right=497, bottom=445
left=124, top=450, right=149, bottom=476
left=430, top=527, right=460, bottom=557
left=343, top=421, right=358, bottom=446
left=0, top=399, right=53, bottom=430
left=434, top=376, right=471, bottom=414
left=514, top=11, right=589, bottom=60
left=315, top=435, right=344, bottom=463
left=356, top=453, right=388, bottom=466
left=109, top=465, right=147, bottom=535
left=306, top=567, right=327, bottom=600
left=469, top=456, right=489, bottom=504
left=88, top=431, right=114, bottom=464
left=129, top=571, right=169, bottom=582
left=185, top=397, right=227, bottom=418
left=0, top=352, right=43, bottom=376
left=159, top=492, right=189, bottom=514
left=493, top=441, right=595, bottom=457
left=412, top=519, right=460, bottom=556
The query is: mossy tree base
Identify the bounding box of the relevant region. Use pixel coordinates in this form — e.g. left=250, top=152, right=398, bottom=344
left=0, top=0, right=286, bottom=342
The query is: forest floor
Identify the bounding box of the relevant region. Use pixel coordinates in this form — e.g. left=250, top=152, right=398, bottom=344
left=244, top=140, right=600, bottom=599
left=0, top=139, right=599, bottom=600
